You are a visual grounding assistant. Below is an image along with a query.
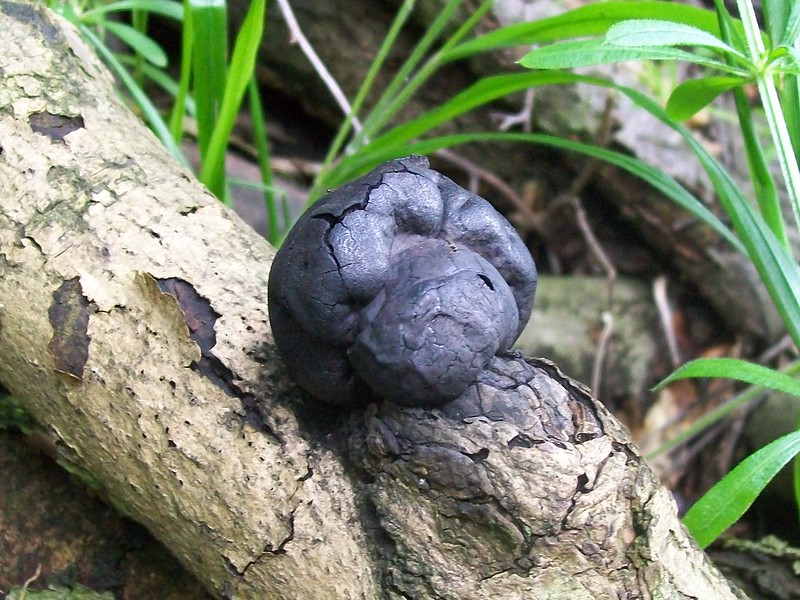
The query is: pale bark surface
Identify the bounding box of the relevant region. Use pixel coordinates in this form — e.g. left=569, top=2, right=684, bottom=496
left=0, top=3, right=746, bottom=599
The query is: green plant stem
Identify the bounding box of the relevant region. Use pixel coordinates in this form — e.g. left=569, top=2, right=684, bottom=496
left=737, top=0, right=800, bottom=237
left=247, top=76, right=279, bottom=245
left=713, top=0, right=787, bottom=246
left=170, top=0, right=194, bottom=143
left=190, top=0, right=228, bottom=160
left=200, top=0, right=265, bottom=201
left=758, top=75, right=800, bottom=234
left=132, top=7, right=148, bottom=85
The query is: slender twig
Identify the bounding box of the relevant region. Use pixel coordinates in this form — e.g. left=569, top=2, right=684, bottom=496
left=561, top=93, right=617, bottom=288
left=495, top=88, right=535, bottom=133
left=564, top=94, right=618, bottom=394
left=19, top=565, right=42, bottom=600
left=653, top=275, right=681, bottom=367
left=434, top=148, right=540, bottom=229
left=572, top=196, right=617, bottom=284
left=758, top=334, right=796, bottom=364
left=275, top=0, right=361, bottom=131
left=592, top=311, right=614, bottom=396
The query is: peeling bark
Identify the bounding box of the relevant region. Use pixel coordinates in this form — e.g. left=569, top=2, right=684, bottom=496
left=0, top=3, right=747, bottom=599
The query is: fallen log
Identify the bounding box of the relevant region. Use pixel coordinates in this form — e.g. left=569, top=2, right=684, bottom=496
left=0, top=3, right=746, bottom=598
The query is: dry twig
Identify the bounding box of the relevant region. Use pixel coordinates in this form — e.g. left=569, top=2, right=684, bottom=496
left=275, top=0, right=361, bottom=131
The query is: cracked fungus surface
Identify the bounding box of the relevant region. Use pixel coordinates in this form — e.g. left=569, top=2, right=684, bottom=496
left=268, top=156, right=537, bottom=407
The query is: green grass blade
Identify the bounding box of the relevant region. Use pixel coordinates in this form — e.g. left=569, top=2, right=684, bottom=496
left=354, top=0, right=467, bottom=146
left=103, top=20, right=168, bottom=68
left=131, top=7, right=148, bottom=84
left=712, top=0, right=748, bottom=53
left=655, top=357, right=800, bottom=397
left=246, top=76, right=278, bottom=245
left=200, top=0, right=265, bottom=200
left=732, top=84, right=788, bottom=246
left=169, top=0, right=194, bottom=142
left=82, top=0, right=184, bottom=22
left=781, top=75, right=800, bottom=160
left=78, top=24, right=188, bottom=166
left=648, top=361, right=800, bottom=461
left=795, top=401, right=800, bottom=526
left=117, top=53, right=196, bottom=115
left=359, top=72, right=598, bottom=154
left=684, top=430, right=800, bottom=547
left=325, top=131, right=742, bottom=253
left=189, top=0, right=228, bottom=158
left=445, top=1, right=728, bottom=61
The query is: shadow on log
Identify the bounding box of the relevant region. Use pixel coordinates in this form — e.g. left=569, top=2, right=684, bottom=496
left=0, top=3, right=746, bottom=598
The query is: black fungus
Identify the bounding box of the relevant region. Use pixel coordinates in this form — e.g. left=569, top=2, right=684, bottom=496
left=268, top=156, right=537, bottom=407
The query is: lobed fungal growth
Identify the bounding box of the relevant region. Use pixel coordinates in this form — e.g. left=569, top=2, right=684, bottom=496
left=268, top=156, right=537, bottom=407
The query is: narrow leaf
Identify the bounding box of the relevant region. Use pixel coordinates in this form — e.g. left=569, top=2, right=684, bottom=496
left=445, top=1, right=726, bottom=61
left=781, top=0, right=800, bottom=45
left=763, top=0, right=792, bottom=46
left=190, top=0, right=228, bottom=159
left=519, top=39, right=742, bottom=73
left=606, top=19, right=744, bottom=58
left=362, top=72, right=585, bottom=153
left=612, top=83, right=800, bottom=348
left=649, top=361, right=800, bottom=460
left=201, top=0, right=265, bottom=199
left=103, top=21, right=168, bottom=67
left=666, top=76, right=746, bottom=120
left=684, top=431, right=800, bottom=547
left=116, top=53, right=196, bottom=115
left=326, top=131, right=743, bottom=253
left=656, top=357, right=800, bottom=398
left=169, top=0, right=194, bottom=142
left=82, top=0, right=184, bottom=21
left=246, top=76, right=278, bottom=244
